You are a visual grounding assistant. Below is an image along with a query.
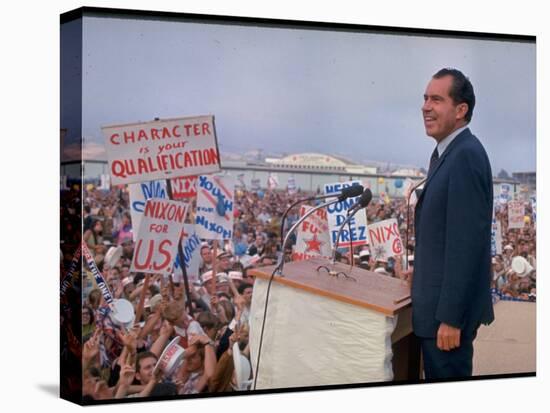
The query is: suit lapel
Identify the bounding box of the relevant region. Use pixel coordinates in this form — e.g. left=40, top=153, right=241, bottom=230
left=417, top=128, right=471, bottom=204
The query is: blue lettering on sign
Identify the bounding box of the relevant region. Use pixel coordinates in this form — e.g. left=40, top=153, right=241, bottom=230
left=199, top=176, right=233, bottom=211
left=174, top=233, right=201, bottom=270
left=142, top=181, right=166, bottom=200
left=133, top=181, right=167, bottom=213
left=331, top=226, right=367, bottom=243
left=325, top=181, right=360, bottom=195
left=327, top=197, right=355, bottom=213
left=132, top=200, right=145, bottom=213
left=196, top=215, right=232, bottom=239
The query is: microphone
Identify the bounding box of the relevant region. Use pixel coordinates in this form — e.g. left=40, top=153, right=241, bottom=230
left=347, top=188, right=373, bottom=215
left=337, top=184, right=364, bottom=201
left=331, top=188, right=373, bottom=264
left=278, top=184, right=364, bottom=248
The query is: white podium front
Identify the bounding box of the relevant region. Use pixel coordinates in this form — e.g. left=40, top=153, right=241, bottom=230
left=248, top=257, right=413, bottom=389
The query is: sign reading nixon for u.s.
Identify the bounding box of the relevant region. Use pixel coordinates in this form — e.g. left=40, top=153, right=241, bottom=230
left=131, top=198, right=188, bottom=275
left=324, top=180, right=368, bottom=249
left=195, top=175, right=235, bottom=240
left=102, top=115, right=221, bottom=185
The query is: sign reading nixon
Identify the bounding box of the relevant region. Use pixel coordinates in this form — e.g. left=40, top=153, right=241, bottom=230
left=129, top=180, right=168, bottom=241
left=131, top=198, right=188, bottom=275
left=367, top=218, right=404, bottom=262
left=195, top=175, right=235, bottom=240
left=102, top=115, right=221, bottom=185
left=324, top=180, right=368, bottom=249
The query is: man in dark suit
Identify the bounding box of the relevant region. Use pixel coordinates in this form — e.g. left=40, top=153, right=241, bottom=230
left=411, top=68, right=495, bottom=379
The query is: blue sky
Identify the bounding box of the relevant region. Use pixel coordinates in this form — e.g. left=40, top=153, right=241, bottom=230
left=65, top=14, right=536, bottom=174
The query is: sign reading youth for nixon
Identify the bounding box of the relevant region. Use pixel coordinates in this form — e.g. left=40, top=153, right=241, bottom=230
left=102, top=115, right=221, bottom=185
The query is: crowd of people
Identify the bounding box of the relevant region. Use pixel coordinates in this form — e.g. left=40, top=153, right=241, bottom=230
left=60, top=181, right=536, bottom=400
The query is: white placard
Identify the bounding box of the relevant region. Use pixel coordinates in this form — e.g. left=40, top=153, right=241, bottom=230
left=366, top=218, right=404, bottom=262
left=324, top=180, right=368, bottom=249
left=129, top=180, right=168, bottom=241
left=102, top=115, right=221, bottom=185
left=508, top=200, right=525, bottom=229
left=173, top=224, right=201, bottom=283
left=130, top=199, right=188, bottom=275
left=195, top=175, right=235, bottom=240
left=292, top=205, right=331, bottom=261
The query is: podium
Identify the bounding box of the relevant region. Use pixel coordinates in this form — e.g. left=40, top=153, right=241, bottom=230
left=248, top=257, right=420, bottom=389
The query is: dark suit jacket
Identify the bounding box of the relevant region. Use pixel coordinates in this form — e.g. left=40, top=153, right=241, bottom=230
left=412, top=128, right=495, bottom=338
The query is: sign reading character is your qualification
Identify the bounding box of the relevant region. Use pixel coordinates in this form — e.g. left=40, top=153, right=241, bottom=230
left=102, top=115, right=221, bottom=185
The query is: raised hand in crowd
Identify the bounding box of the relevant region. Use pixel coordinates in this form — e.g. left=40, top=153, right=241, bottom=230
left=115, top=360, right=136, bottom=398
left=83, top=329, right=101, bottom=369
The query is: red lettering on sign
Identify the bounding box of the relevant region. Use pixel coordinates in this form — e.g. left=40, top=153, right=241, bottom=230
left=153, top=239, right=172, bottom=270
left=133, top=239, right=155, bottom=270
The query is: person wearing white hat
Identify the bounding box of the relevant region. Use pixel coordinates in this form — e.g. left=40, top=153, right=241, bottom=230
left=502, top=244, right=514, bottom=268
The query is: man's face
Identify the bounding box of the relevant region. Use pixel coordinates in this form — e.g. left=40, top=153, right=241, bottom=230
left=216, top=282, right=230, bottom=295
left=201, top=247, right=212, bottom=264
left=422, top=75, right=467, bottom=141
left=242, top=287, right=253, bottom=306
left=219, top=257, right=231, bottom=271
left=137, top=356, right=157, bottom=384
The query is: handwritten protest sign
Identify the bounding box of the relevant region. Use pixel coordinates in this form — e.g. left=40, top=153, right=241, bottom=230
left=491, top=217, right=503, bottom=256
left=129, top=180, right=168, bottom=241
left=130, top=199, right=188, bottom=275
left=324, top=180, right=368, bottom=249
left=508, top=200, right=525, bottom=229
left=170, top=176, right=198, bottom=200
left=292, top=205, right=331, bottom=261
left=102, top=115, right=221, bottom=185
left=195, top=175, right=235, bottom=240
left=287, top=176, right=297, bottom=195
left=251, top=178, right=260, bottom=191
left=99, top=174, right=111, bottom=191
left=267, top=173, right=279, bottom=190
left=172, top=224, right=201, bottom=284
left=499, top=183, right=511, bottom=205
left=367, top=218, right=404, bottom=262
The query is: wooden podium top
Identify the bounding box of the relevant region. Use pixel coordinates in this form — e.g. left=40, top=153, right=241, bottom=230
left=248, top=257, right=411, bottom=316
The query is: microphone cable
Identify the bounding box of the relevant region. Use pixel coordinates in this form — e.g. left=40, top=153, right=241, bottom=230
left=252, top=190, right=359, bottom=390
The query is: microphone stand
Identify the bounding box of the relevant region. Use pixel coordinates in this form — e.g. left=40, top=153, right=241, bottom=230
left=331, top=207, right=364, bottom=265
left=253, top=196, right=341, bottom=390
left=274, top=197, right=342, bottom=276
left=405, top=178, right=426, bottom=270
left=279, top=193, right=338, bottom=251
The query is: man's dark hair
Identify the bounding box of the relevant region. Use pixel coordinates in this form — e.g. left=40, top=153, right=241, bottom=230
left=433, top=68, right=476, bottom=122
left=237, top=283, right=253, bottom=295
left=150, top=382, right=178, bottom=397
left=135, top=351, right=157, bottom=372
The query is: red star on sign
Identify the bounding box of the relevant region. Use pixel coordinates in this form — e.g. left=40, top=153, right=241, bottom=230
left=304, top=233, right=324, bottom=254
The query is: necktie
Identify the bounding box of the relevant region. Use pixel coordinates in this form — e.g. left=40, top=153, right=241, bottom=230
left=427, top=147, right=439, bottom=177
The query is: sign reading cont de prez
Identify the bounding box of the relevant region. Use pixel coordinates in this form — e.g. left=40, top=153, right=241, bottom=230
left=102, top=115, right=221, bottom=185
left=130, top=198, right=188, bottom=275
